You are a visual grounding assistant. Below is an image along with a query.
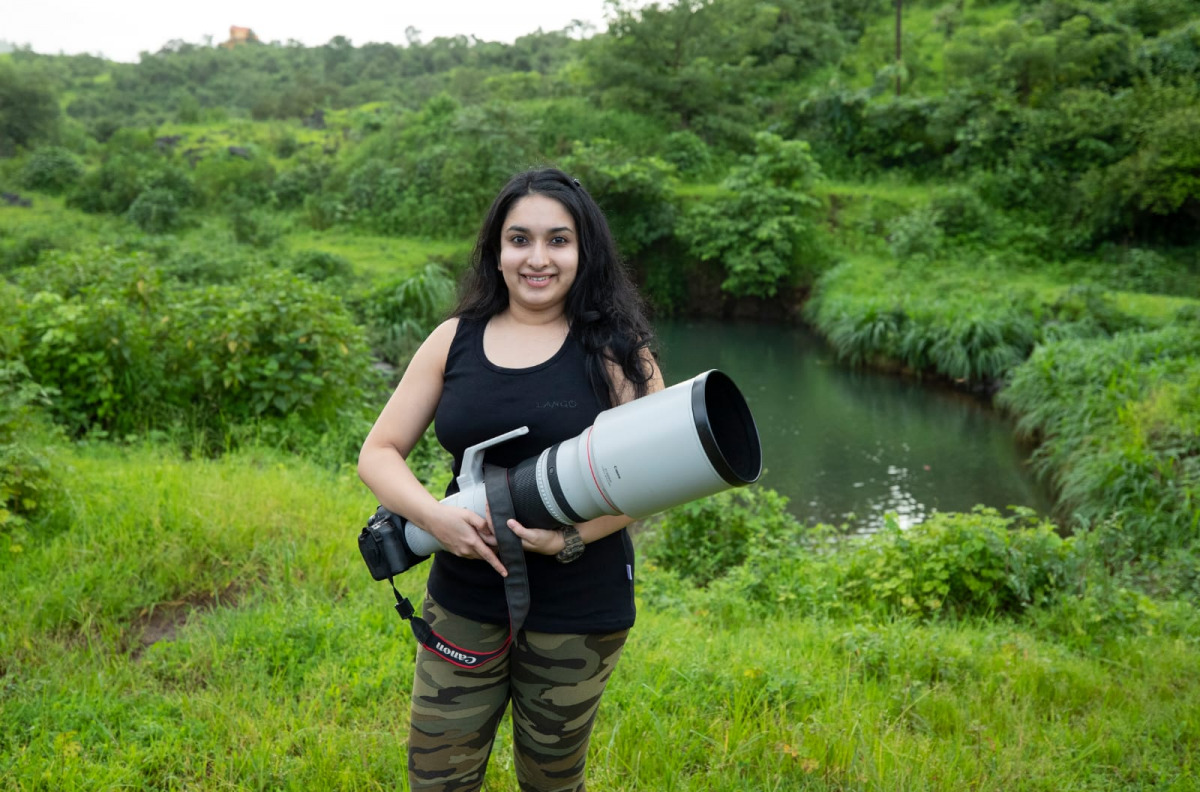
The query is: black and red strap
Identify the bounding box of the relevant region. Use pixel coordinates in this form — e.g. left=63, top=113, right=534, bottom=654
left=388, top=464, right=531, bottom=667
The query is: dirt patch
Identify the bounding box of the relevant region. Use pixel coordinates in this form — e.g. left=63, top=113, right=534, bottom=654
left=129, top=584, right=245, bottom=659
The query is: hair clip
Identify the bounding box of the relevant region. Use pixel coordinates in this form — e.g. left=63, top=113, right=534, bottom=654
left=572, top=178, right=582, bottom=187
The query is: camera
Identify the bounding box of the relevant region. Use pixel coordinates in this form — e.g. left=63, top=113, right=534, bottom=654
left=358, top=369, right=762, bottom=579
left=358, top=506, right=428, bottom=581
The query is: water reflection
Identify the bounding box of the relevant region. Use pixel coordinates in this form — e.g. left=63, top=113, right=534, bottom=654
left=657, top=320, right=1053, bottom=533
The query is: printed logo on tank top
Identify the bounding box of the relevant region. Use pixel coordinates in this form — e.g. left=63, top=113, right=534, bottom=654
left=534, top=399, right=578, bottom=410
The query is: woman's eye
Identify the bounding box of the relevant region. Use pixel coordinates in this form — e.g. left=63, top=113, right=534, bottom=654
left=510, top=235, right=527, bottom=245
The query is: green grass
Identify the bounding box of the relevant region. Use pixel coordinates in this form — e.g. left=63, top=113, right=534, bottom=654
left=152, top=119, right=341, bottom=165
left=0, top=195, right=119, bottom=241
left=1, top=443, right=1197, bottom=790
left=285, top=228, right=469, bottom=283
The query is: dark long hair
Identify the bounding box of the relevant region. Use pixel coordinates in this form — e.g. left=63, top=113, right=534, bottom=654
left=454, top=167, right=657, bottom=406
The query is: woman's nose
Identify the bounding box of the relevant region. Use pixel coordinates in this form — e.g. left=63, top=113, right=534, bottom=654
left=528, top=241, right=549, bottom=266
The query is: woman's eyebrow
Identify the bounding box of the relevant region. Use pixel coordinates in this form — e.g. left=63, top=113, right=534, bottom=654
left=506, top=225, right=575, bottom=234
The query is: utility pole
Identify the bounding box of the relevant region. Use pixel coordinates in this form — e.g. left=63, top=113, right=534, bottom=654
left=896, top=0, right=903, bottom=96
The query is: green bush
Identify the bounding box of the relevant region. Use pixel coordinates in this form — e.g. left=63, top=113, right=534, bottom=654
left=0, top=357, right=56, bottom=533
left=888, top=207, right=945, bottom=260
left=560, top=140, right=679, bottom=257
left=0, top=61, right=61, bottom=156
left=68, top=153, right=155, bottom=215
left=0, top=235, right=58, bottom=273
left=126, top=187, right=185, bottom=234
left=302, top=193, right=347, bottom=231
left=352, top=261, right=455, bottom=366
left=68, top=139, right=194, bottom=218
left=641, top=489, right=1076, bottom=624
left=227, top=197, right=284, bottom=248
left=12, top=249, right=375, bottom=446
left=679, top=132, right=825, bottom=297
left=643, top=486, right=804, bottom=588
left=657, top=130, right=715, bottom=180
left=194, top=148, right=277, bottom=207
left=274, top=159, right=331, bottom=209
left=337, top=96, right=542, bottom=237
left=156, top=231, right=269, bottom=285
left=838, top=508, right=1076, bottom=619
left=172, top=269, right=374, bottom=425
left=20, top=147, right=83, bottom=194
left=288, top=250, right=353, bottom=284
left=0, top=289, right=58, bottom=534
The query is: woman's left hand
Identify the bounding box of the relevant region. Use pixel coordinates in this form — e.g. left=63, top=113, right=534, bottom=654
left=506, top=519, right=567, bottom=556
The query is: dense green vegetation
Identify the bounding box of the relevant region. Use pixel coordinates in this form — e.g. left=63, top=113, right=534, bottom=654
left=2, top=0, right=1199, bottom=788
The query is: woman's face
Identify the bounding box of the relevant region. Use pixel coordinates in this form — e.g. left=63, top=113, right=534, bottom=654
left=497, top=193, right=579, bottom=317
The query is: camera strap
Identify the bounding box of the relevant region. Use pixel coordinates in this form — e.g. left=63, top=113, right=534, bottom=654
left=385, top=464, right=532, bottom=669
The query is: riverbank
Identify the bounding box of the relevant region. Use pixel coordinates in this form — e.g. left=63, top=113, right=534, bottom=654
left=797, top=248, right=1199, bottom=591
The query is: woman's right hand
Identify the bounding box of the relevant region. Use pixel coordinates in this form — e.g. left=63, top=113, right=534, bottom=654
left=424, top=504, right=508, bottom=578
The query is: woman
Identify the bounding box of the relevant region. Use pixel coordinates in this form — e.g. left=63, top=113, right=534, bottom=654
left=358, top=167, right=662, bottom=791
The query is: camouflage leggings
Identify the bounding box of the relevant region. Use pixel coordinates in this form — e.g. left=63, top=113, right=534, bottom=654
left=408, top=593, right=629, bottom=792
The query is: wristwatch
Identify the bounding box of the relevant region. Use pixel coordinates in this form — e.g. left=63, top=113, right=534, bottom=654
left=555, top=525, right=585, bottom=564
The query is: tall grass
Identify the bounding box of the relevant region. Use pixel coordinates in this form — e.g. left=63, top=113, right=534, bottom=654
left=999, top=323, right=1200, bottom=564
left=2, top=444, right=1197, bottom=790
left=806, top=257, right=1039, bottom=384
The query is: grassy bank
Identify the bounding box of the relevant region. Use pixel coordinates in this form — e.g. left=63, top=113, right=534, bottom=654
left=2, top=444, right=1198, bottom=790
left=803, top=229, right=1200, bottom=581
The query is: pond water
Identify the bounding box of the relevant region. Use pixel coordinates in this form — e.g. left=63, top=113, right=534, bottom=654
left=656, top=320, right=1055, bottom=533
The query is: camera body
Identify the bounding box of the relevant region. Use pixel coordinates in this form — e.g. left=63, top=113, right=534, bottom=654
left=358, top=506, right=428, bottom=580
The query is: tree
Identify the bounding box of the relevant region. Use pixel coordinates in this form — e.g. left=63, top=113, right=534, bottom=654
left=585, top=0, right=849, bottom=146
left=0, top=62, right=61, bottom=155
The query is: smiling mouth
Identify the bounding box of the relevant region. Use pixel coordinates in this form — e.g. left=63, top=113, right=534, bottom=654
left=523, top=274, right=553, bottom=284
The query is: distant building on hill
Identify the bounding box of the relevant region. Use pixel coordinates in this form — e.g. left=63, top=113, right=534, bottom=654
left=220, top=26, right=260, bottom=50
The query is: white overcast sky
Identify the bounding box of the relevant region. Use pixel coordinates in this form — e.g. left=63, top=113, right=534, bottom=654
left=3, top=0, right=640, bottom=63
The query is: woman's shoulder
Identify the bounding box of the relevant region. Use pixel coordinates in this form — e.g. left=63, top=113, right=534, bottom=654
left=407, top=318, right=461, bottom=377
left=428, top=317, right=462, bottom=348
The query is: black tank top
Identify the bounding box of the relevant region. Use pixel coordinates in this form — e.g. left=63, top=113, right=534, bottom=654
left=428, top=318, right=636, bottom=633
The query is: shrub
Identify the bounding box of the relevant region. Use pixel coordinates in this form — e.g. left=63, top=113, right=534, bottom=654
left=560, top=140, right=680, bottom=258
left=837, top=508, right=1076, bottom=619
left=126, top=187, right=185, bottom=233
left=68, top=143, right=194, bottom=218
left=352, top=261, right=456, bottom=366
left=228, top=198, right=283, bottom=248
left=13, top=249, right=375, bottom=447
left=68, top=153, right=154, bottom=215
left=679, top=132, right=826, bottom=297
left=888, top=207, right=944, bottom=260
left=643, top=486, right=804, bottom=588
left=303, top=193, right=347, bottom=231
left=20, top=147, right=83, bottom=194
left=157, top=231, right=268, bottom=285
left=173, top=269, right=375, bottom=425
left=0, top=289, right=58, bottom=533
left=288, top=250, right=353, bottom=284
left=337, top=96, right=542, bottom=237
left=657, top=130, right=714, bottom=180
left=193, top=147, right=276, bottom=207
left=274, top=160, right=331, bottom=209
left=0, top=357, right=56, bottom=533
left=0, top=235, right=57, bottom=273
